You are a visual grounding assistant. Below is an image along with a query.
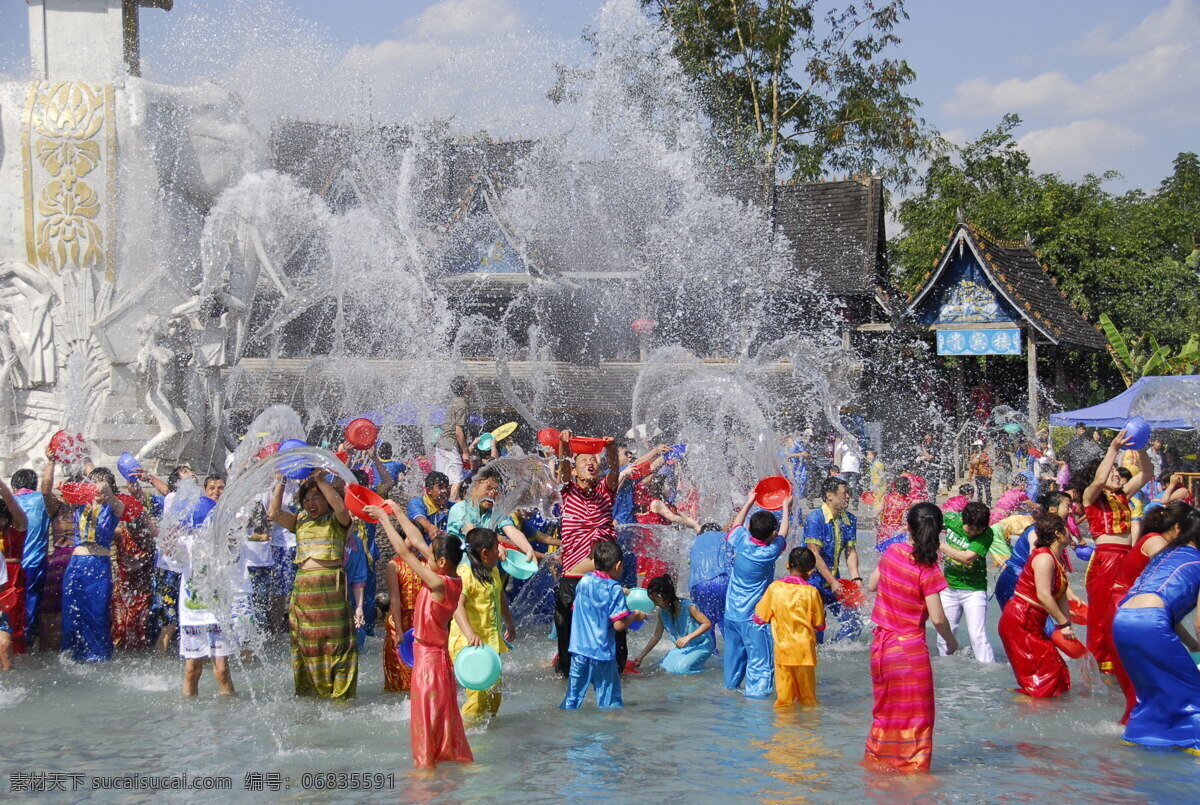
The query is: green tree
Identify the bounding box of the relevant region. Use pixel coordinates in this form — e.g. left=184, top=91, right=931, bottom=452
left=643, top=0, right=935, bottom=184
left=892, top=117, right=1200, bottom=347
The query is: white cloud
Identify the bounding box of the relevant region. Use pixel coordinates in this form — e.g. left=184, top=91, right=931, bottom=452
left=411, top=0, right=523, bottom=39
left=1016, top=120, right=1145, bottom=176
left=1075, top=0, right=1200, bottom=56
left=338, top=0, right=578, bottom=134
left=944, top=0, right=1200, bottom=123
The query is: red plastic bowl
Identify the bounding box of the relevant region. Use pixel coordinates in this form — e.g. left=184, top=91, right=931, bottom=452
left=117, top=493, right=144, bottom=523
left=344, top=418, right=379, bottom=450
left=1069, top=600, right=1089, bottom=626
left=60, top=481, right=97, bottom=505
left=343, top=483, right=394, bottom=524
left=569, top=436, right=607, bottom=455
left=753, top=475, right=793, bottom=510
left=1051, top=629, right=1088, bottom=659
left=537, top=428, right=561, bottom=449
left=49, top=430, right=85, bottom=462
left=836, top=578, right=866, bottom=608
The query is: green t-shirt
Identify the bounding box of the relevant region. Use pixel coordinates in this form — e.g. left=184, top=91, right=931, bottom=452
left=941, top=511, right=993, bottom=591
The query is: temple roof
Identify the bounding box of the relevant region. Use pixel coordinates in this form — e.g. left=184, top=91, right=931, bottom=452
left=906, top=222, right=1106, bottom=350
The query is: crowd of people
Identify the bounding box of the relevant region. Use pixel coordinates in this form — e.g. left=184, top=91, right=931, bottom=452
left=1, top=375, right=1199, bottom=774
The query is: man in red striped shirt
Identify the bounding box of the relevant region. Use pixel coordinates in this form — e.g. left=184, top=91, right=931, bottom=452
left=553, top=429, right=622, bottom=677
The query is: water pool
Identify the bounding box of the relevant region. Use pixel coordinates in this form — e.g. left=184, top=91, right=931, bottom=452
left=4, top=564, right=1199, bottom=803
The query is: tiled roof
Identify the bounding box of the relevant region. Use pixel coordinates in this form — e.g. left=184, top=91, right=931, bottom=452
left=908, top=223, right=1106, bottom=350
left=772, top=175, right=887, bottom=297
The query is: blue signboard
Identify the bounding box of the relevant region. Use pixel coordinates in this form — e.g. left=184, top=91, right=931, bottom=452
left=936, top=328, right=1022, bottom=356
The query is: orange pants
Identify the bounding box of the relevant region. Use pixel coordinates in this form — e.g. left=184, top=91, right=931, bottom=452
left=775, top=663, right=817, bottom=707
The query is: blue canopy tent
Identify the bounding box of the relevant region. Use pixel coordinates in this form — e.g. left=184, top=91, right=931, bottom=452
left=1048, top=376, right=1200, bottom=430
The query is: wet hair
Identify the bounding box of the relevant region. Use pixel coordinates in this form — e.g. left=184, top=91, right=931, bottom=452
left=378, top=442, right=393, bottom=460
left=1116, top=466, right=1132, bottom=482
left=424, top=470, right=450, bottom=490
left=1039, top=490, right=1069, bottom=512
left=961, top=501, right=991, bottom=531
left=430, top=533, right=464, bottom=569
left=907, top=502, right=942, bottom=566
left=958, top=484, right=974, bottom=496
left=1033, top=513, right=1066, bottom=548
left=646, top=574, right=680, bottom=617
left=1165, top=506, right=1200, bottom=550
left=166, top=466, right=190, bottom=492
left=787, top=546, right=816, bottom=575
left=0, top=499, right=10, bottom=527
left=10, top=469, right=37, bottom=491
left=1075, top=422, right=1086, bottom=431
left=204, top=474, right=224, bottom=487
left=591, top=540, right=623, bottom=574
left=351, top=469, right=369, bottom=486
left=893, top=476, right=910, bottom=497
left=748, top=510, right=779, bottom=542
left=87, top=467, right=117, bottom=490
left=699, top=522, right=723, bottom=533
left=464, top=527, right=499, bottom=585
left=450, top=375, right=471, bottom=397
left=1068, top=459, right=1102, bottom=494
left=821, top=476, right=848, bottom=501
left=1158, top=469, right=1176, bottom=485
left=1142, top=500, right=1189, bottom=536
left=474, top=465, right=501, bottom=486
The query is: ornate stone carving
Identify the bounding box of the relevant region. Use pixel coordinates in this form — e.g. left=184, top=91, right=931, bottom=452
left=22, top=81, right=117, bottom=281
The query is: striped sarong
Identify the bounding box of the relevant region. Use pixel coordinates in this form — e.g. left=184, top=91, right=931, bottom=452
left=383, top=558, right=420, bottom=692
left=864, top=627, right=935, bottom=772
left=289, top=566, right=358, bottom=700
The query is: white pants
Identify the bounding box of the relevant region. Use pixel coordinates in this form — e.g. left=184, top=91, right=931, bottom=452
left=433, top=447, right=465, bottom=485
left=937, top=588, right=994, bottom=663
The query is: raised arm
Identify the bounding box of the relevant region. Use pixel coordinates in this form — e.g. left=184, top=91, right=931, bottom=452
left=1084, top=430, right=1127, bottom=507
left=555, top=429, right=574, bottom=484
left=777, top=497, right=792, bottom=539
left=648, top=499, right=701, bottom=533
left=313, top=470, right=351, bottom=527
left=368, top=447, right=395, bottom=496
left=0, top=478, right=27, bottom=532
left=40, top=448, right=61, bottom=518
left=267, top=477, right=298, bottom=533
left=1123, top=448, right=1153, bottom=499
left=730, top=491, right=755, bottom=529
left=603, top=437, right=620, bottom=495
left=369, top=505, right=445, bottom=597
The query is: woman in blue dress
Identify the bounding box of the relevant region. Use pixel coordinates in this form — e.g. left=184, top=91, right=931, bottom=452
left=1112, top=506, right=1200, bottom=754
left=630, top=575, right=714, bottom=674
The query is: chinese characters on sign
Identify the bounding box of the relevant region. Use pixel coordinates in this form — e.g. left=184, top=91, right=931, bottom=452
left=936, top=328, right=1022, bottom=356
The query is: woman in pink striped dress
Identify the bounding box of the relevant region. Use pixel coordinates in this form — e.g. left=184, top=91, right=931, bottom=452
left=864, top=502, right=958, bottom=772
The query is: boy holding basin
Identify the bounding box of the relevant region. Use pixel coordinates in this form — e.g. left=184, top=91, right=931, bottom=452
left=560, top=541, right=647, bottom=710
left=724, top=491, right=790, bottom=698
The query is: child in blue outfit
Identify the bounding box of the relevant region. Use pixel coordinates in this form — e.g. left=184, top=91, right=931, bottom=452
left=560, top=541, right=647, bottom=709
left=723, top=491, right=790, bottom=698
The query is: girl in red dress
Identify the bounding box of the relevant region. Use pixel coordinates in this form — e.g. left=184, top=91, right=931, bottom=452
left=1076, top=429, right=1152, bottom=674
left=368, top=504, right=473, bottom=769
left=997, top=513, right=1074, bottom=698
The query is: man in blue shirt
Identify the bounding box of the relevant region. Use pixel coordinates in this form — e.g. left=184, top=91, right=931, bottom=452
left=803, top=476, right=862, bottom=642
left=10, top=469, right=49, bottom=645
left=724, top=492, right=790, bottom=698
left=406, top=471, right=451, bottom=540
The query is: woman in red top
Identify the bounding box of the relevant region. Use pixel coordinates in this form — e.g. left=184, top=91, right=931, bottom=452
left=997, top=513, right=1074, bottom=698
left=874, top=476, right=913, bottom=545
left=1109, top=501, right=1190, bottom=723
left=1076, top=430, right=1152, bottom=673
left=633, top=473, right=700, bottom=582
left=369, top=505, right=473, bottom=769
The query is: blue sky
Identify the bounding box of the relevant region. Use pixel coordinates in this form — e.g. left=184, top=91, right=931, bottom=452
left=2, top=0, right=1195, bottom=191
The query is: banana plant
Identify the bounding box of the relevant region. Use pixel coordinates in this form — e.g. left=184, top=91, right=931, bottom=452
left=1100, top=312, right=1200, bottom=387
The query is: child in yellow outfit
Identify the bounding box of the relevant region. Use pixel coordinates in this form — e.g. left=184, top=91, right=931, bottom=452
left=448, top=527, right=514, bottom=722
left=754, top=547, right=825, bottom=707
